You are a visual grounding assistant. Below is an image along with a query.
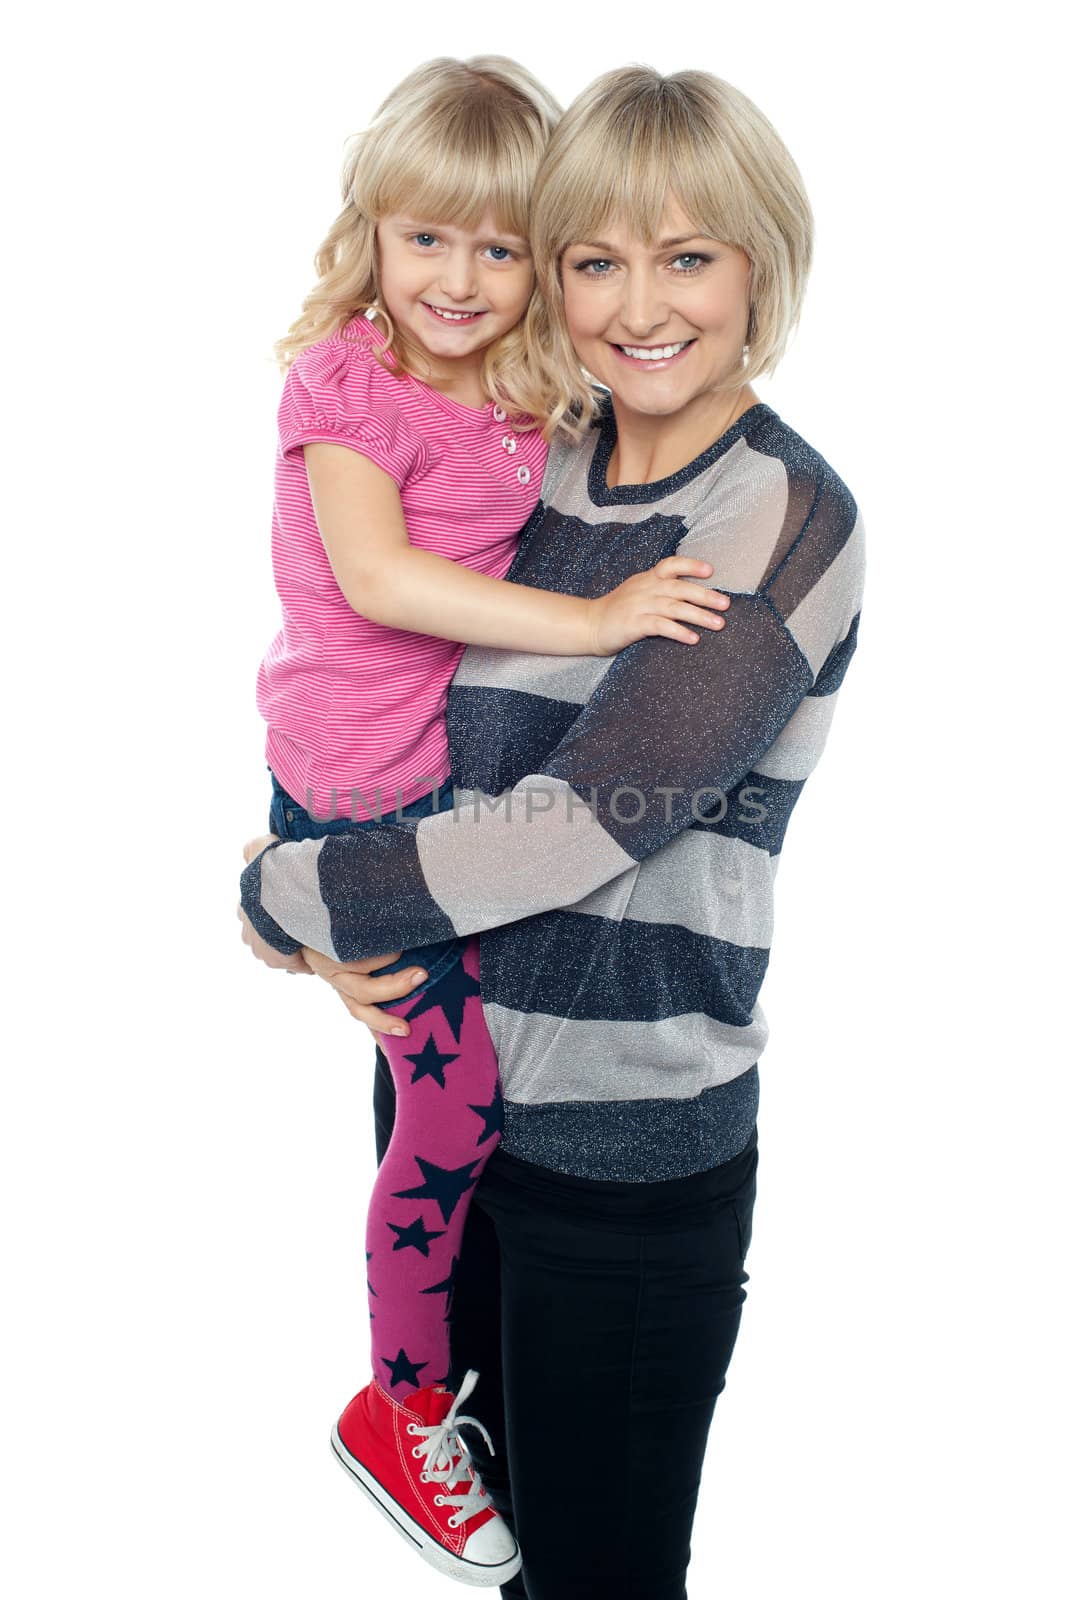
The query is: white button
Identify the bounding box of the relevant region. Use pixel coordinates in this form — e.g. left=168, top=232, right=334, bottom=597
left=492, top=404, right=507, bottom=422
left=516, top=465, right=531, bottom=485
left=501, top=435, right=517, bottom=454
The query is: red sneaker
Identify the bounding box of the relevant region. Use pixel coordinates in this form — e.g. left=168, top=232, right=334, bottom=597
left=330, top=1369, right=521, bottom=1588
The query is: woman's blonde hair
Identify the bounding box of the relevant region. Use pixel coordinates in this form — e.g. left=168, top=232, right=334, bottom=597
left=275, top=57, right=561, bottom=416
left=515, top=66, right=815, bottom=443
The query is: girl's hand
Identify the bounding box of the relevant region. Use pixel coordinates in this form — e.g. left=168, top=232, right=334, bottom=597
left=299, top=947, right=428, bottom=1039
left=586, top=557, right=730, bottom=656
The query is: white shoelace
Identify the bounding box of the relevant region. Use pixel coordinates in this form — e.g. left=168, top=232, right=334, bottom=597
left=406, top=1369, right=497, bottom=1530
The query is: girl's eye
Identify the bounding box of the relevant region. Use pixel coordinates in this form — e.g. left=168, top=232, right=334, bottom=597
left=412, top=233, right=438, bottom=248
left=671, top=253, right=712, bottom=274
left=485, top=245, right=514, bottom=262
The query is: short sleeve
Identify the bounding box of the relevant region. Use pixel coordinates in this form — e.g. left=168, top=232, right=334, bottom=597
left=277, top=337, right=429, bottom=489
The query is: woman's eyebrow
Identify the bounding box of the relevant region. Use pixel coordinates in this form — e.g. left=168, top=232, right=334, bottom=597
left=567, top=234, right=714, bottom=254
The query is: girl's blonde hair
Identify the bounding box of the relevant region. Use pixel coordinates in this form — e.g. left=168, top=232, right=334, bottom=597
left=275, top=57, right=561, bottom=417
left=515, top=66, right=815, bottom=444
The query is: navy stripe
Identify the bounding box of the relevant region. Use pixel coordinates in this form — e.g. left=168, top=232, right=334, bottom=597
left=501, top=1068, right=760, bottom=1181
left=812, top=609, right=861, bottom=696
left=505, top=505, right=688, bottom=594
left=450, top=683, right=807, bottom=856
left=447, top=685, right=584, bottom=795
left=316, top=824, right=457, bottom=962
left=484, top=911, right=769, bottom=1028
left=765, top=465, right=858, bottom=622
left=544, top=594, right=812, bottom=859
left=691, top=770, right=806, bottom=856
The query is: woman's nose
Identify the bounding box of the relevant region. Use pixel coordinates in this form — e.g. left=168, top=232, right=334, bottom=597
left=619, top=268, right=668, bottom=338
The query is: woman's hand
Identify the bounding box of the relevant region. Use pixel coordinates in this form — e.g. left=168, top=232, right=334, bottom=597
left=299, top=947, right=427, bottom=1039
left=586, top=556, right=730, bottom=656
left=240, top=834, right=311, bottom=973
left=238, top=831, right=422, bottom=1033
left=238, top=906, right=312, bottom=973
left=243, top=833, right=279, bottom=864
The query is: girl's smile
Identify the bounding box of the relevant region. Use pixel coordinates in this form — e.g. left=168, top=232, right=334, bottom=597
left=420, top=303, right=489, bottom=324
left=376, top=214, right=534, bottom=399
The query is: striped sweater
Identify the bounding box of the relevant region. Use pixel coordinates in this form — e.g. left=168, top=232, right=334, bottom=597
left=241, top=398, right=866, bottom=1181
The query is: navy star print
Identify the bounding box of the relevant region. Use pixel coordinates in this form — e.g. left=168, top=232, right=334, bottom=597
left=386, top=1215, right=446, bottom=1257
left=404, top=956, right=481, bottom=1044
left=393, top=1155, right=482, bottom=1226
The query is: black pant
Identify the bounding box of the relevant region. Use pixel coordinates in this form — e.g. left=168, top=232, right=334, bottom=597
left=373, top=1048, right=757, bottom=1600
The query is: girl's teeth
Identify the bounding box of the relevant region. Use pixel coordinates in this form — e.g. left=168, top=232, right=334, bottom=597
left=620, top=341, right=688, bottom=360
left=431, top=307, right=478, bottom=320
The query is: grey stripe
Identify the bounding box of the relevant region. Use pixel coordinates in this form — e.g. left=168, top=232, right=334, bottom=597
left=417, top=776, right=637, bottom=935
left=485, top=1003, right=767, bottom=1105
left=751, top=689, right=841, bottom=781
left=564, top=827, right=775, bottom=949
left=259, top=837, right=336, bottom=959
left=452, top=645, right=611, bottom=703
left=786, top=511, right=865, bottom=676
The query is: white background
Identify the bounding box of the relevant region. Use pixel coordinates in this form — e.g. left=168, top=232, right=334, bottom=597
left=4, top=3, right=1061, bottom=1596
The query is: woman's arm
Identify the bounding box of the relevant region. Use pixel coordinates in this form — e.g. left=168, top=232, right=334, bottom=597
left=304, top=442, right=730, bottom=658
left=241, top=483, right=865, bottom=961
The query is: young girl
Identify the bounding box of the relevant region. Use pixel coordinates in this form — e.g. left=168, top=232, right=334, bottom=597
left=243, top=56, right=732, bottom=1587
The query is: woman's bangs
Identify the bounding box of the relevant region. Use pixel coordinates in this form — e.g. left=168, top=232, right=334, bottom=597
left=548, top=130, right=744, bottom=257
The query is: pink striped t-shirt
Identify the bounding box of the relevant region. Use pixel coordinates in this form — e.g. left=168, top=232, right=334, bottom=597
left=256, top=314, right=549, bottom=820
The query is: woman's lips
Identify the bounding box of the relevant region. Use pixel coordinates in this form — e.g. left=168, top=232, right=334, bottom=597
left=610, top=339, right=695, bottom=370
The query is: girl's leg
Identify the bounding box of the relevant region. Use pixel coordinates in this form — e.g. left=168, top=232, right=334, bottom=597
left=365, top=936, right=503, bottom=1395
left=373, top=1042, right=525, bottom=1597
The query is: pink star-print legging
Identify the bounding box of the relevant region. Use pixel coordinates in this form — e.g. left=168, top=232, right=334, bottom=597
left=365, top=935, right=502, bottom=1396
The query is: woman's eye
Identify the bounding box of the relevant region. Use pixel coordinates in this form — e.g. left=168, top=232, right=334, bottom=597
left=671, top=253, right=711, bottom=274
left=576, top=259, right=614, bottom=275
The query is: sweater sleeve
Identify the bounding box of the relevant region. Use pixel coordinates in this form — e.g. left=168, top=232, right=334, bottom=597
left=240, top=475, right=865, bottom=960
left=277, top=337, right=429, bottom=488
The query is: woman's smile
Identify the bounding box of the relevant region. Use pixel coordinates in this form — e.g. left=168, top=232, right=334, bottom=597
left=610, top=338, right=695, bottom=370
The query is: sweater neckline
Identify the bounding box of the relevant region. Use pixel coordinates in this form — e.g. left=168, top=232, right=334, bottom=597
left=586, top=398, right=777, bottom=506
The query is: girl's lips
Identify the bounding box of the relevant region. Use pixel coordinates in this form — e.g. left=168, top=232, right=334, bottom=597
left=610, top=339, right=694, bottom=370
left=422, top=303, right=488, bottom=324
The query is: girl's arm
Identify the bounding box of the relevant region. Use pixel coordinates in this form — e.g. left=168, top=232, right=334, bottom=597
left=241, top=480, right=865, bottom=962
left=304, top=443, right=729, bottom=658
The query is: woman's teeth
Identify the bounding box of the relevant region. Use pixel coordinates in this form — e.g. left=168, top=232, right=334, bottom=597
left=618, top=340, right=692, bottom=360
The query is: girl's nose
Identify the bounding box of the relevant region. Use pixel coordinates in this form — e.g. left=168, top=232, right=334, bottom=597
left=438, top=252, right=479, bottom=302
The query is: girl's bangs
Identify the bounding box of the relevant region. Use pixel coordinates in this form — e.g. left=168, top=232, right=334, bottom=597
left=371, top=133, right=533, bottom=238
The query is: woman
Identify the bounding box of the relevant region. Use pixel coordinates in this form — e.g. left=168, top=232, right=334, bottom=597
left=241, top=66, right=865, bottom=1599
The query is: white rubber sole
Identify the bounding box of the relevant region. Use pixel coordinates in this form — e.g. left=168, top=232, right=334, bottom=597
left=330, top=1425, right=522, bottom=1588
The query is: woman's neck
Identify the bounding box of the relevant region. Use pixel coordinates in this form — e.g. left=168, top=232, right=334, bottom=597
left=605, top=383, right=760, bottom=488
